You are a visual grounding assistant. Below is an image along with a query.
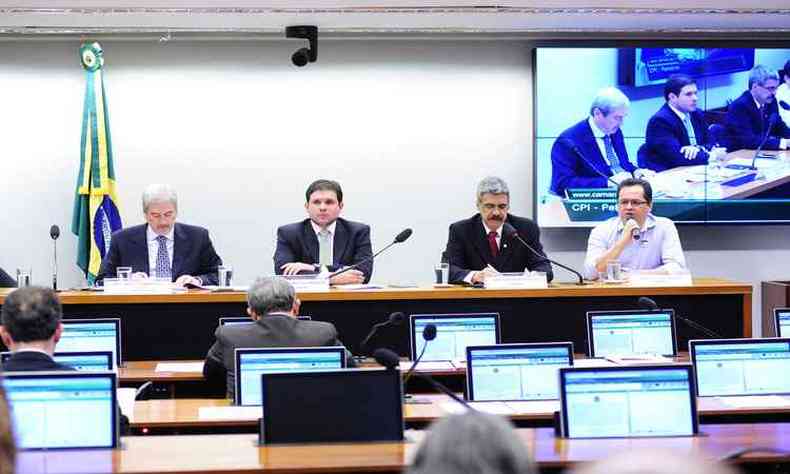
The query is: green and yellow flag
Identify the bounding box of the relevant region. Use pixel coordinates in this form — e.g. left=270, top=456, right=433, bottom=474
left=71, top=42, right=122, bottom=284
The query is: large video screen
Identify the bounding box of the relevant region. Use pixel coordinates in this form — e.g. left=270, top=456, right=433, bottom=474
left=535, top=47, right=790, bottom=227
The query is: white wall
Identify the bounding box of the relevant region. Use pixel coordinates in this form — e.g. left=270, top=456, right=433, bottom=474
left=1, top=39, right=787, bottom=334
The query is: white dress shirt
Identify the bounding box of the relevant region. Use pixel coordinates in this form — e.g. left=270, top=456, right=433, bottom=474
left=311, top=220, right=337, bottom=268
left=147, top=226, right=174, bottom=276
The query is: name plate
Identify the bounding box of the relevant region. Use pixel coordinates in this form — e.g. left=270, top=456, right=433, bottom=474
left=628, top=271, right=693, bottom=287
left=484, top=272, right=548, bottom=290
left=102, top=277, right=177, bottom=294
left=283, top=274, right=330, bottom=292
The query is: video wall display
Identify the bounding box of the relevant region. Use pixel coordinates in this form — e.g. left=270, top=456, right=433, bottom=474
left=534, top=47, right=790, bottom=227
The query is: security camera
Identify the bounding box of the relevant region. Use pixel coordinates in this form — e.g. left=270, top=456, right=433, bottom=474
left=285, top=25, right=317, bottom=67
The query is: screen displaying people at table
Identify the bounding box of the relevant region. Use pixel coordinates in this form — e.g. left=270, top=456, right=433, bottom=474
left=411, top=313, right=500, bottom=362
left=560, top=366, right=696, bottom=438
left=1, top=351, right=113, bottom=372
left=3, top=372, right=117, bottom=449
left=58, top=319, right=121, bottom=367
left=234, top=347, right=345, bottom=406
left=690, top=339, right=790, bottom=396
left=776, top=309, right=790, bottom=337
left=466, top=343, right=573, bottom=401
left=535, top=46, right=790, bottom=227
left=587, top=310, right=676, bottom=357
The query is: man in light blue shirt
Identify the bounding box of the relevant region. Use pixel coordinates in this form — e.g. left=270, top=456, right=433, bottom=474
left=583, top=178, right=686, bottom=280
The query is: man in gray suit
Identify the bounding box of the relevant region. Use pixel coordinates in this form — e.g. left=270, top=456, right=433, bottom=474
left=203, top=276, right=354, bottom=399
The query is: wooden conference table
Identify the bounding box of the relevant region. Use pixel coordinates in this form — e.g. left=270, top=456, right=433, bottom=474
left=0, top=278, right=752, bottom=360
left=17, top=424, right=790, bottom=474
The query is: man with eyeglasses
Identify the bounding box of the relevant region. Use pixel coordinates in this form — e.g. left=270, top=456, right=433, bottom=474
left=445, top=177, right=553, bottom=284
left=725, top=65, right=790, bottom=151
left=583, top=178, right=686, bottom=280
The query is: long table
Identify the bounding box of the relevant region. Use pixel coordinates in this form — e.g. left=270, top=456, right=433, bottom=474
left=0, top=278, right=752, bottom=360
left=17, top=424, right=790, bottom=474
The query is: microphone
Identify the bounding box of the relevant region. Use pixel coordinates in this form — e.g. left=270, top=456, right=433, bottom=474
left=373, top=347, right=473, bottom=410
left=503, top=223, right=585, bottom=285
left=403, top=323, right=437, bottom=384
left=358, top=312, right=405, bottom=354
left=779, top=100, right=790, bottom=111
left=637, top=296, right=722, bottom=338
left=328, top=228, right=413, bottom=280
left=563, top=139, right=620, bottom=188
left=50, top=224, right=60, bottom=291
left=750, top=113, right=777, bottom=170
left=626, top=219, right=641, bottom=241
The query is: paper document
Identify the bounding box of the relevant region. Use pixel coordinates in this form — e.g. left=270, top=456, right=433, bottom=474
left=573, top=358, right=618, bottom=368
left=605, top=355, right=671, bottom=365
left=155, top=362, right=205, bottom=372
left=337, top=284, right=384, bottom=290
left=505, top=400, right=560, bottom=414
left=398, top=360, right=455, bottom=371
left=717, top=395, right=790, bottom=408
left=440, top=401, right=513, bottom=415
left=198, top=406, right=262, bottom=421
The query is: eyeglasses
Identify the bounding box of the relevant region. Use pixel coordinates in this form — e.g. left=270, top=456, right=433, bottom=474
left=618, top=199, right=648, bottom=207
left=481, top=203, right=509, bottom=211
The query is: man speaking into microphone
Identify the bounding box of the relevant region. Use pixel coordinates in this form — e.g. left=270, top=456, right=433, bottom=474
left=583, top=178, right=686, bottom=280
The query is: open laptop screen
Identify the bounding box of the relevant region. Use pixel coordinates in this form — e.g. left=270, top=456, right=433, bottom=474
left=587, top=310, right=676, bottom=357
left=775, top=309, right=790, bottom=337
left=690, top=338, right=790, bottom=396
left=59, top=319, right=121, bottom=367
left=410, top=313, right=500, bottom=361
left=261, top=369, right=403, bottom=444
left=466, top=343, right=573, bottom=401
left=560, top=365, right=697, bottom=438
left=1, top=351, right=113, bottom=372
left=3, top=371, right=118, bottom=449
left=234, top=347, right=346, bottom=406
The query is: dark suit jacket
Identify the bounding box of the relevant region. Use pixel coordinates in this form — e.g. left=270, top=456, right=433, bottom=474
left=550, top=118, right=636, bottom=197
left=273, top=218, right=373, bottom=283
left=96, top=223, right=222, bottom=285
left=444, top=214, right=553, bottom=284
left=1, top=351, right=74, bottom=371
left=203, top=313, right=354, bottom=399
left=725, top=90, right=790, bottom=151
left=0, top=267, right=16, bottom=287
left=642, top=104, right=712, bottom=172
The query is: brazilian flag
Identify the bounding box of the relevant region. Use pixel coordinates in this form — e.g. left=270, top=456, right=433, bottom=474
left=71, top=42, right=122, bottom=284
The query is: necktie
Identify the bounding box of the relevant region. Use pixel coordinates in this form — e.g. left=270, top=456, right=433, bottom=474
left=683, top=115, right=697, bottom=146
left=603, top=135, right=625, bottom=174
left=318, top=230, right=331, bottom=268
left=487, top=231, right=499, bottom=258
left=154, top=235, right=172, bottom=280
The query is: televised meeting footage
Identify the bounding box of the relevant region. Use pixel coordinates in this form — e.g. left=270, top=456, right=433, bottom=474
left=535, top=47, right=790, bottom=226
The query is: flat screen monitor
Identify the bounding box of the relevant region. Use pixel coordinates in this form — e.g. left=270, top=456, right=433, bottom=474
left=3, top=371, right=118, bottom=449
left=234, top=346, right=346, bottom=406
left=689, top=338, right=790, bottom=396
left=410, top=313, right=500, bottom=362
left=59, top=319, right=121, bottom=367
left=220, top=315, right=311, bottom=326
left=560, top=365, right=697, bottom=438
left=261, top=368, right=404, bottom=444
left=466, top=342, right=573, bottom=401
left=775, top=308, right=790, bottom=337
left=587, top=310, right=677, bottom=357
left=1, top=351, right=113, bottom=372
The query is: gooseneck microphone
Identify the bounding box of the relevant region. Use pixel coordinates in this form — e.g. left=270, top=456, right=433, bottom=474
left=780, top=100, right=790, bottom=111
left=50, top=224, right=60, bottom=291
left=750, top=113, right=778, bottom=170
left=503, top=223, right=585, bottom=285
left=403, top=323, right=436, bottom=384
left=563, top=139, right=620, bottom=188
left=373, top=347, right=472, bottom=410
left=637, top=296, right=722, bottom=338
left=358, top=312, right=405, bottom=354
left=328, top=228, right=413, bottom=280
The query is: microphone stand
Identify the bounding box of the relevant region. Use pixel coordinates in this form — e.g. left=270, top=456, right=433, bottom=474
left=507, top=227, right=585, bottom=285
left=328, top=239, right=398, bottom=280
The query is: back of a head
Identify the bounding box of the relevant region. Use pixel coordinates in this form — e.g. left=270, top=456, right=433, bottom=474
left=406, top=412, right=536, bottom=474
left=247, top=276, right=295, bottom=316
left=568, top=448, right=741, bottom=474
left=0, top=286, right=62, bottom=343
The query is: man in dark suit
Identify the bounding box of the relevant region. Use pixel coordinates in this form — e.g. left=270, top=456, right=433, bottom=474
left=97, top=184, right=222, bottom=286
left=0, top=286, right=72, bottom=371
left=642, top=74, right=727, bottom=172
left=203, top=276, right=354, bottom=399
left=274, top=179, right=372, bottom=285
left=445, top=177, right=553, bottom=284
left=550, top=87, right=653, bottom=197
left=725, top=65, right=790, bottom=151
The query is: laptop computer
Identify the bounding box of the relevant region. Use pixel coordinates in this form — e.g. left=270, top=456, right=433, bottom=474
left=409, top=313, right=500, bottom=362
left=3, top=371, right=118, bottom=449
left=220, top=315, right=312, bottom=326
left=586, top=309, right=677, bottom=358
left=689, top=338, right=790, bottom=397
left=559, top=365, right=697, bottom=438
left=1, top=351, right=113, bottom=372
left=234, top=346, right=346, bottom=406
left=260, top=368, right=404, bottom=444
left=59, top=318, right=122, bottom=367
left=466, top=342, right=573, bottom=401
left=775, top=308, right=790, bottom=337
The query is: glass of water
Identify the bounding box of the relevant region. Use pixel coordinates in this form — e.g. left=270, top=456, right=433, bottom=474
left=218, top=266, right=233, bottom=288
left=16, top=268, right=32, bottom=287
